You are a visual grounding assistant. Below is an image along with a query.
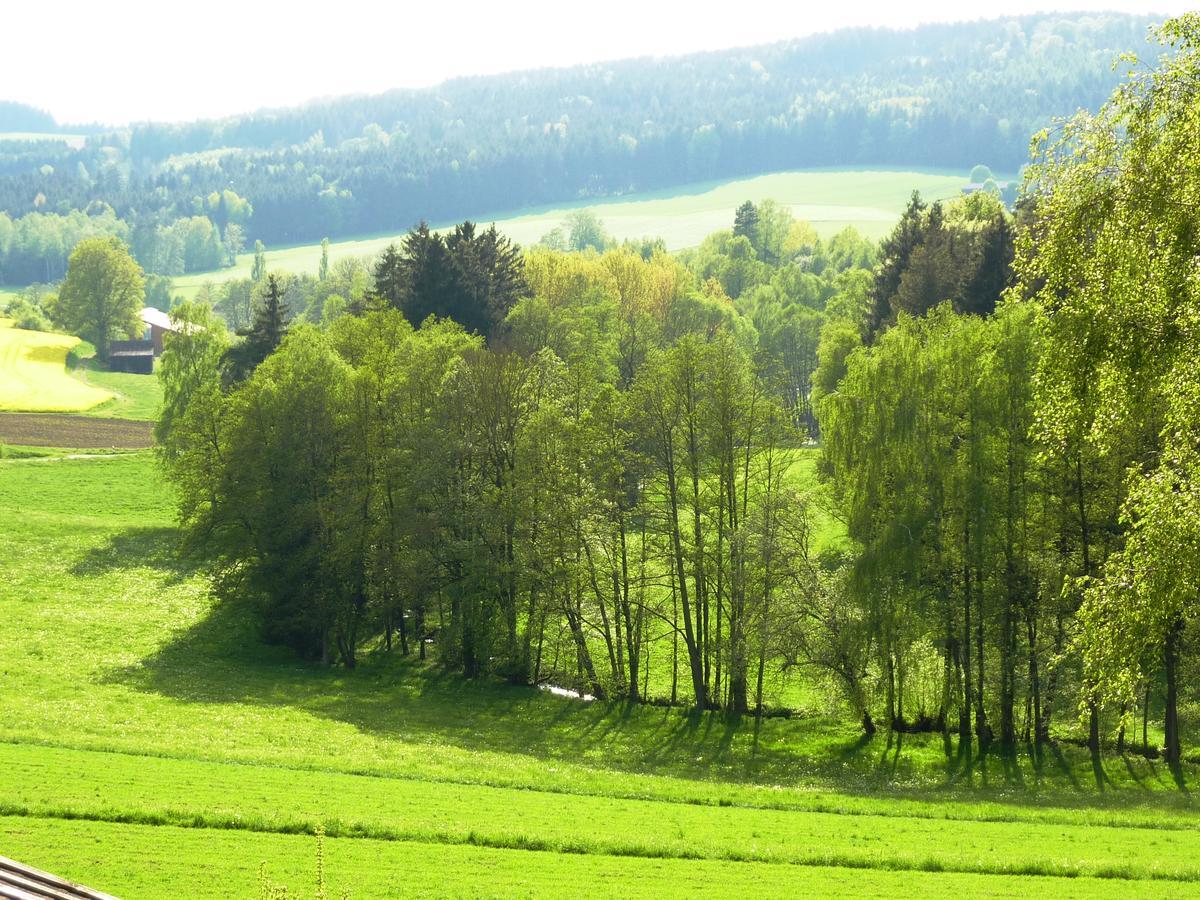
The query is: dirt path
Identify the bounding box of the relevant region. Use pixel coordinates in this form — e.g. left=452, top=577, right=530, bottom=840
left=0, top=413, right=154, bottom=449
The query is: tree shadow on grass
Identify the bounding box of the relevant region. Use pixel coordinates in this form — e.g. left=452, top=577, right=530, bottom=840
left=1047, top=742, right=1083, bottom=791
left=105, top=594, right=1197, bottom=805
left=106, top=594, right=884, bottom=788
left=71, top=526, right=198, bottom=585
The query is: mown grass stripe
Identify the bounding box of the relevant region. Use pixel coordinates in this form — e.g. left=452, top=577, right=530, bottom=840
left=0, top=803, right=1195, bottom=884
left=4, top=737, right=1196, bottom=834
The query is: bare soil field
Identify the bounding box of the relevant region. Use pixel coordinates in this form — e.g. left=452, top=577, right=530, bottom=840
left=0, top=414, right=153, bottom=449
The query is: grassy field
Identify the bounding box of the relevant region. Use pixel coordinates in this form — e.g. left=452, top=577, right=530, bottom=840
left=0, top=132, right=86, bottom=149
left=173, top=168, right=973, bottom=301
left=0, top=450, right=1196, bottom=897
left=67, top=343, right=162, bottom=421
left=0, top=322, right=113, bottom=412
left=0, top=320, right=160, bottom=420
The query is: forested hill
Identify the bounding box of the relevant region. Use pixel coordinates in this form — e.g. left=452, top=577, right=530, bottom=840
left=0, top=101, right=57, bottom=133
left=0, top=13, right=1160, bottom=260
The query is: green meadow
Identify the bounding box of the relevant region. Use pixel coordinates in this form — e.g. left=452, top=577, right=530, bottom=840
left=0, top=450, right=1195, bottom=897
left=66, top=342, right=162, bottom=421
left=173, top=168, right=972, bottom=300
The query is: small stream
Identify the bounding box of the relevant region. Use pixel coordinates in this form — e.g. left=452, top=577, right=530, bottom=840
left=537, top=683, right=596, bottom=702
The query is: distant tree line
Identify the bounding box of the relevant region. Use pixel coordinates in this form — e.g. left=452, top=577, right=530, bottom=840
left=0, top=14, right=1155, bottom=251
left=0, top=202, right=244, bottom=286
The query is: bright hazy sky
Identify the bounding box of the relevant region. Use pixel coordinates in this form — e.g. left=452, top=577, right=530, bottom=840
left=7, top=1, right=1195, bottom=126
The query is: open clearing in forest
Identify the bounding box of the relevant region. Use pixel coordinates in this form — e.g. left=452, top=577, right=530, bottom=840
left=0, top=323, right=112, bottom=413
left=173, top=168, right=973, bottom=300
left=0, top=132, right=86, bottom=149
left=0, top=452, right=1195, bottom=897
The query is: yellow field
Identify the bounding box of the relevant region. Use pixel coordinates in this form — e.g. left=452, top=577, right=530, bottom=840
left=0, top=323, right=112, bottom=412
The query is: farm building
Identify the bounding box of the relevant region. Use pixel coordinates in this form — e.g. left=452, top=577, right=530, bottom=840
left=140, top=306, right=175, bottom=355
left=107, top=307, right=177, bottom=374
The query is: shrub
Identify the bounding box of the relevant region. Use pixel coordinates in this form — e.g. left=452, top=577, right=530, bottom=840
left=4, top=296, right=52, bottom=332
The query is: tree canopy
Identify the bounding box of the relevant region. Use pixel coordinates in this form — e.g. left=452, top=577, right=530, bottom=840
left=56, top=236, right=145, bottom=360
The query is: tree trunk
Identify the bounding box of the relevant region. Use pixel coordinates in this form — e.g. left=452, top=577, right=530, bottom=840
left=1164, top=617, right=1182, bottom=767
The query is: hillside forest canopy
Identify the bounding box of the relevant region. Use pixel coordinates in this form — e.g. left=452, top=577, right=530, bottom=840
left=0, top=12, right=1157, bottom=288
left=141, top=15, right=1200, bottom=776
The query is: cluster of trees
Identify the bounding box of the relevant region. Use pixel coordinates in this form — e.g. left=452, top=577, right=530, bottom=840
left=151, top=15, right=1200, bottom=769
left=821, top=303, right=1067, bottom=746
left=185, top=202, right=874, bottom=441
left=866, top=191, right=1015, bottom=336
left=816, top=15, right=1200, bottom=766
left=0, top=206, right=241, bottom=286
left=0, top=101, right=56, bottom=133
left=0, top=15, right=1152, bottom=248
left=683, top=202, right=877, bottom=434
left=0, top=206, right=128, bottom=284
left=1026, top=14, right=1200, bottom=768
left=129, top=213, right=243, bottom=276
left=158, top=210, right=879, bottom=710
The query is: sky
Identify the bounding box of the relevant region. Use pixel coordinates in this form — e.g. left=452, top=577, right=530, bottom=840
left=5, top=0, right=1195, bottom=127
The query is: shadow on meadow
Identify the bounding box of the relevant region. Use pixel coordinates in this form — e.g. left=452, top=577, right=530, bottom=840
left=107, top=588, right=904, bottom=788
left=71, top=526, right=198, bottom=585
left=97, top=524, right=1191, bottom=802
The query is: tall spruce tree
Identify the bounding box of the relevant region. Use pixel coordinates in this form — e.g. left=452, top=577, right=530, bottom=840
left=732, top=201, right=760, bottom=246
left=371, top=242, right=406, bottom=310
left=221, top=273, right=290, bottom=385
left=868, top=192, right=926, bottom=338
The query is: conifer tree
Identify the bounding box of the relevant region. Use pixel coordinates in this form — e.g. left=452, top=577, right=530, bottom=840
left=732, top=201, right=759, bottom=247
left=221, top=273, right=289, bottom=385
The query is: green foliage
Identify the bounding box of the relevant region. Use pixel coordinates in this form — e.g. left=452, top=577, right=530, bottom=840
left=1020, top=13, right=1200, bottom=765
left=131, top=215, right=227, bottom=276
left=819, top=302, right=1047, bottom=739
left=221, top=274, right=290, bottom=385
left=561, top=209, right=614, bottom=253
left=869, top=192, right=1014, bottom=337
left=143, top=273, right=177, bottom=311
left=2, top=288, right=52, bottom=331
left=969, top=164, right=994, bottom=184
left=55, top=235, right=145, bottom=360
left=251, top=240, right=267, bottom=282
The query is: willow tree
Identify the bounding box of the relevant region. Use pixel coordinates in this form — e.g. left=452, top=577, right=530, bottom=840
left=1018, top=14, right=1200, bottom=766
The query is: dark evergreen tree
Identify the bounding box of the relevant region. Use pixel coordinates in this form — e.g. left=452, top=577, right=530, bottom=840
left=891, top=201, right=955, bottom=320
left=388, top=221, right=528, bottom=340
left=221, top=273, right=290, bottom=385
left=397, top=222, right=454, bottom=325
left=732, top=201, right=760, bottom=246
left=868, top=192, right=927, bottom=338
left=371, top=242, right=406, bottom=310
left=958, top=213, right=1015, bottom=316
left=445, top=222, right=528, bottom=338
